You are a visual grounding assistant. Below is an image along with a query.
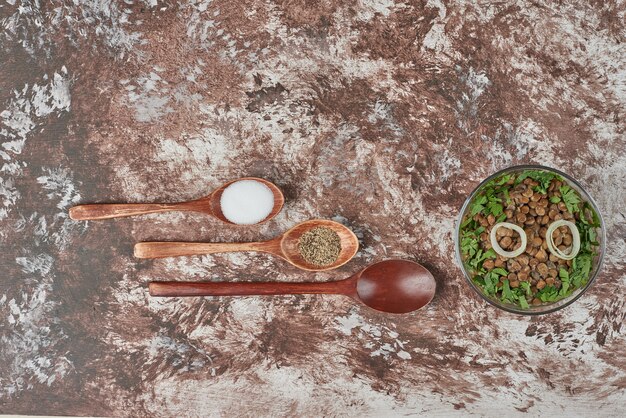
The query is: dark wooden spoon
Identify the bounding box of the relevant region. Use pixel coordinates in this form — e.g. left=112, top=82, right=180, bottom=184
left=69, top=177, right=284, bottom=225
left=148, top=259, right=436, bottom=314
left=134, top=219, right=359, bottom=272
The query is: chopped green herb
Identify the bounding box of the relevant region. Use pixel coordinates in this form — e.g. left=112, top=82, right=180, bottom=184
left=492, top=267, right=508, bottom=276
left=537, top=285, right=560, bottom=302
left=559, top=268, right=570, bottom=296
left=570, top=253, right=592, bottom=288
left=493, top=174, right=512, bottom=186
left=587, top=203, right=601, bottom=226
left=503, top=189, right=512, bottom=205
left=560, top=185, right=581, bottom=213
left=486, top=200, right=504, bottom=217
left=518, top=294, right=529, bottom=309
left=470, top=195, right=488, bottom=216
left=588, top=228, right=598, bottom=246
left=550, top=195, right=561, bottom=204
left=468, top=248, right=496, bottom=270
left=516, top=170, right=559, bottom=194
left=460, top=216, right=474, bottom=229
left=479, top=273, right=497, bottom=295
left=501, top=280, right=515, bottom=303
left=520, top=281, right=532, bottom=297
left=461, top=235, right=479, bottom=257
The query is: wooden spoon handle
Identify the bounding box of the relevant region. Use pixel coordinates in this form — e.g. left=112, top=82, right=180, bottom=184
left=149, top=280, right=345, bottom=297
left=134, top=241, right=270, bottom=259
left=69, top=203, right=180, bottom=220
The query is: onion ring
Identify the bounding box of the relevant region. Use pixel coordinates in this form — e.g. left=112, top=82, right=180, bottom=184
left=489, top=222, right=527, bottom=258
left=546, top=220, right=580, bottom=260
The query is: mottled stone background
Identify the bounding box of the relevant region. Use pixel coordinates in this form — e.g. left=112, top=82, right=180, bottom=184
left=1, top=0, right=625, bottom=416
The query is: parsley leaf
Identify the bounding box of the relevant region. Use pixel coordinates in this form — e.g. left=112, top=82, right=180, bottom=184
left=501, top=280, right=515, bottom=303
left=503, top=189, right=512, bottom=205
left=550, top=195, right=561, bottom=204
left=482, top=248, right=497, bottom=260
left=518, top=294, right=529, bottom=309
left=496, top=175, right=512, bottom=186
left=478, top=273, right=497, bottom=295
left=511, top=287, right=530, bottom=308
left=515, top=172, right=531, bottom=184
left=520, top=281, right=532, bottom=297
left=469, top=248, right=496, bottom=270
left=470, top=195, right=488, bottom=216
left=559, top=268, right=570, bottom=296
left=486, top=200, right=504, bottom=216
left=587, top=203, right=601, bottom=227
left=515, top=170, right=558, bottom=194
left=560, top=185, right=581, bottom=213
left=537, top=285, right=559, bottom=302
left=460, top=216, right=475, bottom=229
left=492, top=267, right=508, bottom=276
left=570, top=253, right=592, bottom=288
left=461, top=235, right=479, bottom=257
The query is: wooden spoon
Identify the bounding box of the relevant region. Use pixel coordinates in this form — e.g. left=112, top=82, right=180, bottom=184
left=149, top=259, right=436, bottom=314
left=134, top=219, right=359, bottom=272
left=68, top=177, right=284, bottom=225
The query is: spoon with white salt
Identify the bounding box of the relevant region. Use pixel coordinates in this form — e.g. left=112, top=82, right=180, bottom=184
left=69, top=177, right=284, bottom=226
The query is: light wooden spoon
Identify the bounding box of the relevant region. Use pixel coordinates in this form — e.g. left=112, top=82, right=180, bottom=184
left=134, top=219, right=359, bottom=272
left=69, top=177, right=284, bottom=225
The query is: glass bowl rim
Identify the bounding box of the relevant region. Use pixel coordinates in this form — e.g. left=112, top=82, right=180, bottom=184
left=453, top=164, right=607, bottom=315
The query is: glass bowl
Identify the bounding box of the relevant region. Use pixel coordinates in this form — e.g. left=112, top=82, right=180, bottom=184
left=454, top=165, right=606, bottom=315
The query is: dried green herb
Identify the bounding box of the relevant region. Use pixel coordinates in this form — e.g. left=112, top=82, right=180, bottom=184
left=298, top=227, right=341, bottom=266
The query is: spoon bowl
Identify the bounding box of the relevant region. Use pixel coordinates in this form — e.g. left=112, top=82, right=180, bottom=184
left=354, top=259, right=436, bottom=313
left=149, top=259, right=437, bottom=314
left=278, top=219, right=358, bottom=271
left=69, top=177, right=284, bottom=225
left=134, top=219, right=359, bottom=272
left=209, top=177, right=284, bottom=225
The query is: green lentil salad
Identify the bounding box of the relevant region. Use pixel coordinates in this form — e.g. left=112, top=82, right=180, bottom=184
left=459, top=169, right=601, bottom=308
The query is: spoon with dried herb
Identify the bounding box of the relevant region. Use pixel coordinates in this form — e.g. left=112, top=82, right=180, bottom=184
left=134, top=219, right=359, bottom=271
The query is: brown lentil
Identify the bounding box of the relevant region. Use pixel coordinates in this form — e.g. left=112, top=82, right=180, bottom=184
left=537, top=263, right=549, bottom=277
left=536, top=249, right=548, bottom=262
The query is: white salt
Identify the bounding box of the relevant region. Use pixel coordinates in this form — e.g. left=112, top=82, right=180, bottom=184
left=220, top=180, right=275, bottom=225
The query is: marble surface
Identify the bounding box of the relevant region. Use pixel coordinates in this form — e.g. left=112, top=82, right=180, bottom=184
left=1, top=0, right=625, bottom=416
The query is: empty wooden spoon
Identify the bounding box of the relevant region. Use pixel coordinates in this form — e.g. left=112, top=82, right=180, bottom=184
left=134, top=219, right=358, bottom=272
left=69, top=177, right=284, bottom=225
left=149, top=259, right=436, bottom=314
